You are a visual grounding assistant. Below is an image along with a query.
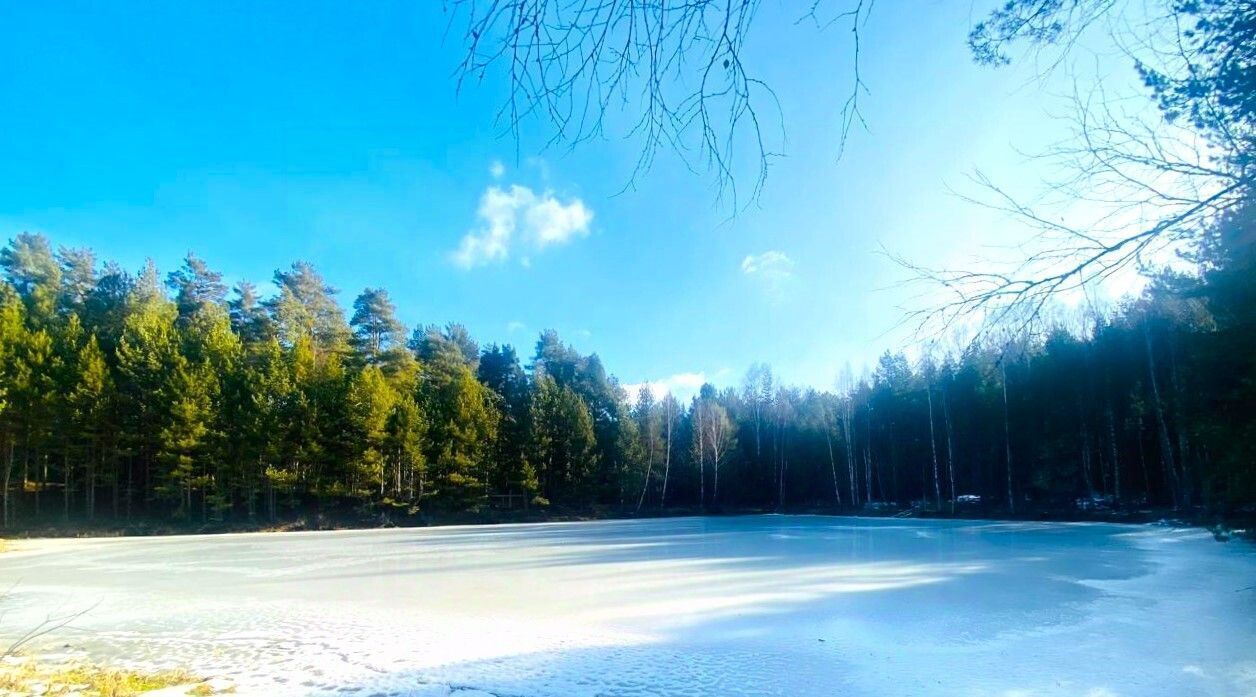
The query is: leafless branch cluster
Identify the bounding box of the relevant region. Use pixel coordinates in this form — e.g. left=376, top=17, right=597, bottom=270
left=446, top=0, right=873, bottom=205
left=900, top=1, right=1252, bottom=342
left=897, top=87, right=1245, bottom=341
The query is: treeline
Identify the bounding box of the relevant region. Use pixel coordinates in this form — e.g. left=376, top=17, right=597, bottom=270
left=0, top=220, right=1252, bottom=528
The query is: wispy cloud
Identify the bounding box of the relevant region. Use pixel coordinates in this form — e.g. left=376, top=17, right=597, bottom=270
left=506, top=320, right=526, bottom=333
left=742, top=250, right=794, bottom=278
left=526, top=156, right=552, bottom=181
left=489, top=160, right=505, bottom=179
left=741, top=250, right=795, bottom=297
left=452, top=185, right=594, bottom=269
left=622, top=371, right=708, bottom=403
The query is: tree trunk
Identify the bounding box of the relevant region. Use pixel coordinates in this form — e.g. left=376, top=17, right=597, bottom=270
left=1168, top=342, right=1192, bottom=507
left=38, top=453, right=49, bottom=519
left=713, top=442, right=720, bottom=506
left=21, top=433, right=30, bottom=519
left=63, top=450, right=70, bottom=523
left=1137, top=414, right=1152, bottom=502
left=926, top=384, right=941, bottom=511
left=1001, top=360, right=1015, bottom=515
left=697, top=409, right=705, bottom=511
left=888, top=423, right=899, bottom=505
left=942, top=385, right=957, bottom=515
left=864, top=406, right=874, bottom=504
left=773, top=434, right=783, bottom=509
left=1106, top=405, right=1121, bottom=505
left=1144, top=324, right=1180, bottom=508
left=1081, top=424, right=1094, bottom=497
left=125, top=454, right=133, bottom=521
left=826, top=430, right=840, bottom=508
left=2, top=439, right=14, bottom=528
left=635, top=447, right=654, bottom=513
left=86, top=445, right=96, bottom=521
left=660, top=402, right=672, bottom=509
left=843, top=402, right=857, bottom=506
left=776, top=414, right=786, bottom=509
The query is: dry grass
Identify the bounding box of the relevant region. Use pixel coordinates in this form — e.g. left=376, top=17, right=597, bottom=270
left=0, top=659, right=215, bottom=696
left=0, top=659, right=40, bottom=691
left=187, top=682, right=234, bottom=696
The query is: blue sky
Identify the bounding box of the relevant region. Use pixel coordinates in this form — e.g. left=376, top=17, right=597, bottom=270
left=0, top=1, right=1139, bottom=397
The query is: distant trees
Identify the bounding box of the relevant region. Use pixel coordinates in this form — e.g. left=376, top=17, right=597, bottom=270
left=0, top=225, right=1253, bottom=527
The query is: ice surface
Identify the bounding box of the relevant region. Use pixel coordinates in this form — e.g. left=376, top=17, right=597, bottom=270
left=1, top=515, right=1254, bottom=696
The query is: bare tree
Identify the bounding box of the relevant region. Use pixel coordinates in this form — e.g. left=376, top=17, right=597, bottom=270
left=704, top=402, right=736, bottom=505
left=836, top=367, right=859, bottom=506
left=822, top=400, right=842, bottom=508
left=691, top=397, right=708, bottom=508
left=660, top=393, right=678, bottom=508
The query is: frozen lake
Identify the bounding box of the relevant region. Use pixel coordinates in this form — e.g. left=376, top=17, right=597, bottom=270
left=2, top=515, right=1254, bottom=696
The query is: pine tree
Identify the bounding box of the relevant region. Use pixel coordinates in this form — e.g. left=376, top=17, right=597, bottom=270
left=70, top=333, right=113, bottom=520
left=349, top=365, right=396, bottom=496
left=350, top=288, right=404, bottom=362
left=383, top=396, right=426, bottom=503
left=0, top=284, right=25, bottom=527
left=530, top=375, right=597, bottom=505
left=478, top=344, right=535, bottom=505
left=268, top=262, right=351, bottom=359
left=422, top=350, right=498, bottom=506
left=115, top=276, right=182, bottom=516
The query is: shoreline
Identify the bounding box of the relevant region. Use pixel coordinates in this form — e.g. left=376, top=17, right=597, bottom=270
left=3, top=503, right=1251, bottom=542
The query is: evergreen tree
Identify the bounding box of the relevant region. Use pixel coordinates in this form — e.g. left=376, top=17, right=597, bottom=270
left=1, top=230, right=1253, bottom=527
left=268, top=262, right=351, bottom=359
left=350, top=288, right=404, bottom=362
left=348, top=365, right=396, bottom=496
left=69, top=332, right=113, bottom=520
left=229, top=282, right=274, bottom=344
left=383, top=394, right=426, bottom=503
left=478, top=344, right=536, bottom=503
left=167, top=253, right=227, bottom=326
left=421, top=349, right=498, bottom=505
left=0, top=232, right=61, bottom=325
left=0, top=284, right=25, bottom=526
left=530, top=375, right=597, bottom=505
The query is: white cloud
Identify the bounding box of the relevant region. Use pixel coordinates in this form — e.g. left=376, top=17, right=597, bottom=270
left=489, top=160, right=505, bottom=179
left=506, top=320, right=526, bottom=333
left=622, top=372, right=708, bottom=403
left=741, top=250, right=795, bottom=298
left=452, top=185, right=594, bottom=269
left=741, top=250, right=794, bottom=278
left=527, top=196, right=594, bottom=248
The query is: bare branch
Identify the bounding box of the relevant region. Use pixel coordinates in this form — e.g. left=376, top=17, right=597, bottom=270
left=2, top=590, right=98, bottom=659
left=447, top=0, right=872, bottom=206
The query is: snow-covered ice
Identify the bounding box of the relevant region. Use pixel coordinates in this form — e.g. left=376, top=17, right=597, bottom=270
left=1, top=515, right=1254, bottom=696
